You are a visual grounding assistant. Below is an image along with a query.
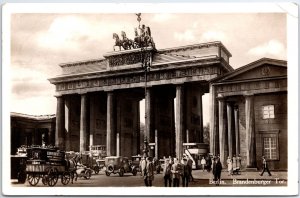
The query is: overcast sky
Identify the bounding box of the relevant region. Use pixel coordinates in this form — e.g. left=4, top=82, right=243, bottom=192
left=10, top=13, right=287, bottom=124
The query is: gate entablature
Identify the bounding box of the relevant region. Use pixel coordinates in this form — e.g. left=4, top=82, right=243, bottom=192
left=49, top=41, right=234, bottom=96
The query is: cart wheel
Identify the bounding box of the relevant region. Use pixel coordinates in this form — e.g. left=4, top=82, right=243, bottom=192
left=28, top=173, right=40, bottom=186
left=84, top=170, right=92, bottom=180
left=119, top=168, right=124, bottom=177
left=132, top=168, right=137, bottom=176
left=94, top=166, right=100, bottom=174
left=47, top=168, right=58, bottom=187
left=42, top=174, right=48, bottom=185
left=42, top=167, right=50, bottom=185
left=61, top=171, right=70, bottom=185
left=105, top=171, right=111, bottom=176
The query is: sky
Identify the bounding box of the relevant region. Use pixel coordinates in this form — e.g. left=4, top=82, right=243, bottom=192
left=9, top=12, right=287, bottom=124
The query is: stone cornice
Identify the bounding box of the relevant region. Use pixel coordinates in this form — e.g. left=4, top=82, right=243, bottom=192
left=211, top=75, right=287, bottom=86
left=59, top=58, right=106, bottom=68
left=157, top=41, right=232, bottom=57
left=53, top=63, right=222, bottom=95
left=49, top=57, right=226, bottom=84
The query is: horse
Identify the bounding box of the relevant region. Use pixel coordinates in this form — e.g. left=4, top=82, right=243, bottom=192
left=113, top=33, right=123, bottom=51
left=65, top=153, right=81, bottom=184
left=120, top=31, right=134, bottom=50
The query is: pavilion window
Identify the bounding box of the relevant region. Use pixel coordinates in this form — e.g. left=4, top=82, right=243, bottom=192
left=263, top=137, right=278, bottom=160
left=262, top=105, right=275, bottom=119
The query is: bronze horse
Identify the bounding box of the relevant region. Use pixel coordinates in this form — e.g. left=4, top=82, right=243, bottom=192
left=113, top=33, right=123, bottom=51
left=120, top=31, right=135, bottom=50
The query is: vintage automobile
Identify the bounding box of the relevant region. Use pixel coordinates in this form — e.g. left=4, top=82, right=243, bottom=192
left=105, top=156, right=137, bottom=177
left=89, top=145, right=107, bottom=159
left=131, top=155, right=142, bottom=174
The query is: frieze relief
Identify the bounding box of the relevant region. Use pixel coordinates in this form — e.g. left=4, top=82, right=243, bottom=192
left=56, top=66, right=220, bottom=91
left=216, top=79, right=286, bottom=93
left=108, top=52, right=152, bottom=67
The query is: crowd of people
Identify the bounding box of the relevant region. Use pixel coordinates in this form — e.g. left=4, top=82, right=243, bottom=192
left=140, top=153, right=271, bottom=187
left=141, top=155, right=194, bottom=187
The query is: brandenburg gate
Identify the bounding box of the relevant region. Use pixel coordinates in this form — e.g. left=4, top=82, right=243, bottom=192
left=49, top=15, right=234, bottom=160
left=49, top=41, right=233, bottom=160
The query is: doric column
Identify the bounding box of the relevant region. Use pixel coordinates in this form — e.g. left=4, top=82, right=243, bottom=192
left=136, top=101, right=140, bottom=155
left=171, top=98, right=176, bottom=157
left=145, top=88, right=152, bottom=142
left=64, top=97, right=71, bottom=151
left=80, top=94, right=88, bottom=152
left=234, top=107, right=240, bottom=155
left=116, top=132, right=120, bottom=156
left=155, top=129, right=158, bottom=158
left=209, top=84, right=219, bottom=155
left=245, top=95, right=257, bottom=168
left=218, top=97, right=227, bottom=166
left=176, top=85, right=185, bottom=160
left=55, top=96, right=65, bottom=149
left=199, top=92, right=204, bottom=143
left=227, top=103, right=233, bottom=159
left=106, top=92, right=115, bottom=156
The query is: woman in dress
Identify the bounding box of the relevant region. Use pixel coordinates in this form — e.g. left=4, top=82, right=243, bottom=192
left=227, top=156, right=233, bottom=175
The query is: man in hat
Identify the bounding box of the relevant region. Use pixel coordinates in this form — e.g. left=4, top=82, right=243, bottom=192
left=144, top=157, right=155, bottom=186
left=171, top=158, right=181, bottom=187
left=181, top=158, right=190, bottom=187
left=260, top=156, right=272, bottom=176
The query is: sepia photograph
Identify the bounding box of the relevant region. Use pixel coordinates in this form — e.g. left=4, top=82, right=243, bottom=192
left=2, top=2, right=298, bottom=196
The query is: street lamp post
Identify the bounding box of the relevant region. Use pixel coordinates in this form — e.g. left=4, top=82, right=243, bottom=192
left=141, top=47, right=151, bottom=158
left=136, top=13, right=154, bottom=158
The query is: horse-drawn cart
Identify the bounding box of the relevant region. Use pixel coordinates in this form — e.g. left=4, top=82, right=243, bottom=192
left=25, top=146, right=76, bottom=187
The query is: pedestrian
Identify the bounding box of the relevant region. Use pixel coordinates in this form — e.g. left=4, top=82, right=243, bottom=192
left=171, top=158, right=181, bottom=187
left=187, top=156, right=194, bottom=182
left=144, top=157, right=155, bottom=187
left=168, top=156, right=174, bottom=165
left=227, top=156, right=233, bottom=175
left=205, top=154, right=212, bottom=172
left=210, top=155, right=214, bottom=171
left=163, top=158, right=172, bottom=187
left=140, top=157, right=147, bottom=176
left=201, top=156, right=206, bottom=172
left=212, top=157, right=222, bottom=186
left=153, top=157, right=160, bottom=174
left=232, top=155, right=237, bottom=175
left=260, top=156, right=272, bottom=176
left=181, top=158, right=190, bottom=187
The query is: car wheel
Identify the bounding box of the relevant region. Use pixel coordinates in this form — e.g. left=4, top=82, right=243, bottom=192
left=84, top=170, right=92, bottom=180
left=94, top=166, right=100, bottom=174
left=132, top=168, right=137, bottom=176
left=107, top=164, right=114, bottom=173
left=119, top=168, right=124, bottom=177
left=105, top=171, right=111, bottom=176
